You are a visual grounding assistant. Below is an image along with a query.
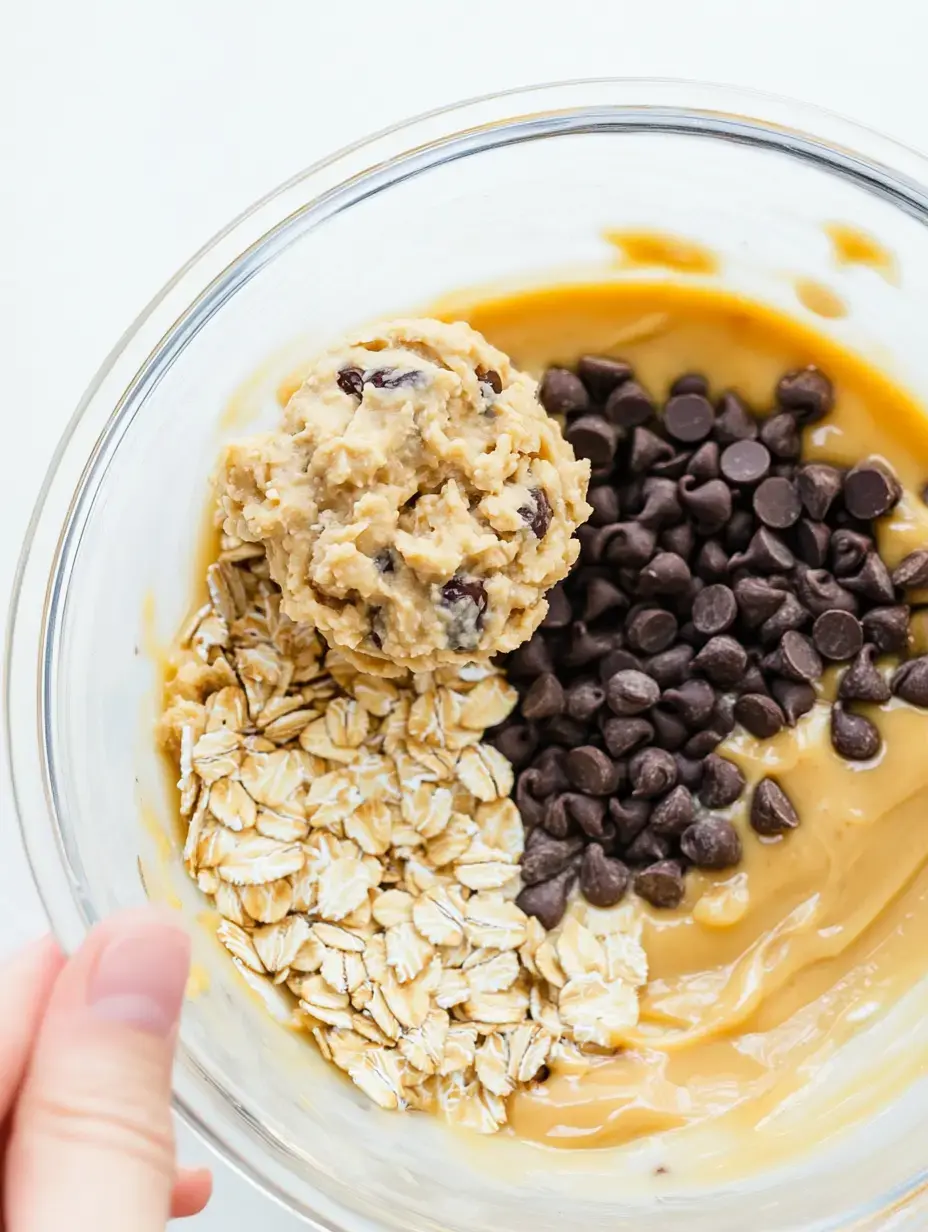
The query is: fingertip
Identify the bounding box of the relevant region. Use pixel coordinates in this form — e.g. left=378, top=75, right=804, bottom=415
left=170, top=1167, right=213, bottom=1219
left=3, top=933, right=66, bottom=983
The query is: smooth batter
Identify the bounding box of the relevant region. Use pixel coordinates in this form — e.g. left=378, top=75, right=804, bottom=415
left=445, top=281, right=928, bottom=1156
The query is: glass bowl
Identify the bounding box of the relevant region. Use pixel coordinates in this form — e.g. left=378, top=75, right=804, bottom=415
left=9, top=78, right=928, bottom=1231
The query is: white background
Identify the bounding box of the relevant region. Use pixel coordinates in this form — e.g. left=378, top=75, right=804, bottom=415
left=3, top=0, right=928, bottom=1225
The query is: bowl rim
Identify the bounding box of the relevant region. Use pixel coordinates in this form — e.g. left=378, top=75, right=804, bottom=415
left=9, top=76, right=928, bottom=1229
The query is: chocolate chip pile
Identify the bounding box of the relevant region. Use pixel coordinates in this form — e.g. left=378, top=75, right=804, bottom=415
left=487, top=357, right=928, bottom=927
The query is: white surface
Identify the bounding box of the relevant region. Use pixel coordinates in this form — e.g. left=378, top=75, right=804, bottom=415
left=3, top=0, right=928, bottom=1225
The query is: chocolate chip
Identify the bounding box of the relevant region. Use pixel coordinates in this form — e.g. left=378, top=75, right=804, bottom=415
left=367, top=367, right=425, bottom=389
left=738, top=663, right=770, bottom=696
left=735, top=692, right=785, bottom=737
left=758, top=593, right=809, bottom=645
left=606, top=669, right=660, bottom=716
left=684, top=725, right=727, bottom=758
left=541, top=583, right=573, bottom=629
left=477, top=366, right=503, bottom=397
left=636, top=552, right=690, bottom=599
left=521, top=673, right=565, bottom=720
left=648, top=706, right=689, bottom=751
left=336, top=366, right=365, bottom=398
left=562, top=679, right=605, bottom=722
left=646, top=644, right=695, bottom=688
left=830, top=704, right=881, bottom=760
left=770, top=630, right=823, bottom=683
left=626, top=827, right=671, bottom=865
left=538, top=792, right=572, bottom=838
left=731, top=527, right=795, bottom=573
left=691, top=584, right=737, bottom=636
left=600, top=522, right=657, bottom=567
left=661, top=522, right=696, bottom=560
left=637, top=478, right=683, bottom=529
left=734, top=577, right=787, bottom=627
left=630, top=426, right=675, bottom=473
left=539, top=367, right=590, bottom=416
left=664, top=393, right=715, bottom=443
left=831, top=529, right=873, bottom=577
left=794, top=567, right=858, bottom=617
left=776, top=366, right=834, bottom=423
left=649, top=785, right=696, bottom=837
left=566, top=746, right=621, bottom=795
left=719, top=439, right=770, bottom=486
left=602, top=716, right=654, bottom=758
left=691, top=635, right=747, bottom=688
left=673, top=755, right=705, bottom=790
left=608, top=797, right=652, bottom=845
left=582, top=577, right=627, bottom=623
left=626, top=608, right=678, bottom=654
left=725, top=509, right=756, bottom=552
left=521, top=830, right=585, bottom=885
left=565, top=793, right=611, bottom=838
left=566, top=415, right=621, bottom=466
left=892, top=656, right=928, bottom=707
left=812, top=609, right=863, bottom=661
left=508, top=632, right=554, bottom=678
left=863, top=606, right=910, bottom=655
left=714, top=391, right=758, bottom=445
left=634, top=860, right=686, bottom=909
left=588, top=485, right=620, bottom=526
left=605, top=380, right=655, bottom=428
left=699, top=754, right=746, bottom=808
left=543, top=715, right=593, bottom=747
left=759, top=412, right=802, bottom=460
left=843, top=460, right=902, bottom=520
left=577, top=354, right=632, bottom=399
left=440, top=577, right=488, bottom=650
left=681, top=818, right=742, bottom=869
left=629, top=748, right=678, bottom=799
left=750, top=778, right=800, bottom=835
left=519, top=488, right=552, bottom=538
left=672, top=372, right=709, bottom=397
left=662, top=678, right=717, bottom=728
left=753, top=476, right=802, bottom=529
left=533, top=746, right=570, bottom=789
left=580, top=846, right=630, bottom=908
left=796, top=464, right=843, bottom=521
left=693, top=539, right=728, bottom=582
left=893, top=550, right=928, bottom=589
left=515, top=770, right=548, bottom=828
left=651, top=450, right=693, bottom=481
left=562, top=622, right=617, bottom=668
left=796, top=519, right=832, bottom=568
left=843, top=553, right=895, bottom=604
left=770, top=679, right=816, bottom=725
left=600, top=649, right=644, bottom=681
left=686, top=441, right=721, bottom=483
left=839, top=644, right=891, bottom=703
left=678, top=476, right=732, bottom=533
left=516, top=866, right=578, bottom=929
left=489, top=723, right=538, bottom=768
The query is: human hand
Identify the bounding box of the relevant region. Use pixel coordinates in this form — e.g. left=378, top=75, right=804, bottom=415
left=2, top=906, right=212, bottom=1229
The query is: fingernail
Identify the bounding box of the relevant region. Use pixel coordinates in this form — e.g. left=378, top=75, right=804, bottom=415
left=88, top=916, right=190, bottom=1037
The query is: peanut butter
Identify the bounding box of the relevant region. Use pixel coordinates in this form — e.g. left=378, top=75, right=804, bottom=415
left=451, top=281, right=928, bottom=1168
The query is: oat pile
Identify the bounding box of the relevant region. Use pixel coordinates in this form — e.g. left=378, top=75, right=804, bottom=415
left=159, top=535, right=647, bottom=1132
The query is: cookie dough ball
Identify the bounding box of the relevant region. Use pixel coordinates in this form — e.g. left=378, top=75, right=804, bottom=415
left=219, top=318, right=591, bottom=674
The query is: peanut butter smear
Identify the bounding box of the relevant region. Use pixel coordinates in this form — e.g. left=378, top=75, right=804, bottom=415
left=447, top=281, right=928, bottom=1164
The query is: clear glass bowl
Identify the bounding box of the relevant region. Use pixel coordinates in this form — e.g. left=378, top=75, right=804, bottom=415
left=9, top=79, right=928, bottom=1230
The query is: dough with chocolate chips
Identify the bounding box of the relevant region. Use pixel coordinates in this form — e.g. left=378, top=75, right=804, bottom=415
left=218, top=318, right=591, bottom=674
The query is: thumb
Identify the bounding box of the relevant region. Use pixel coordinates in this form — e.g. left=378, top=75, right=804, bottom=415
left=5, top=907, right=190, bottom=1232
